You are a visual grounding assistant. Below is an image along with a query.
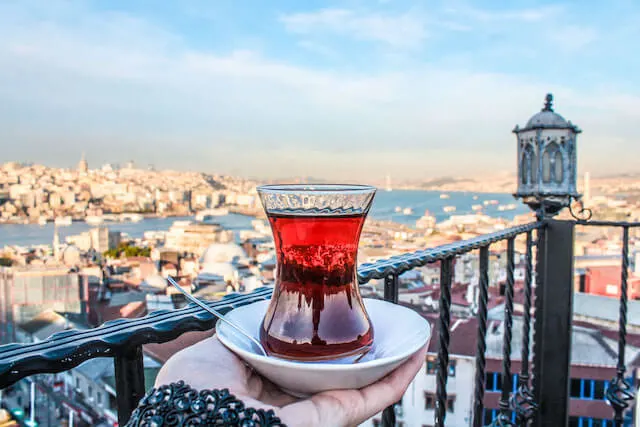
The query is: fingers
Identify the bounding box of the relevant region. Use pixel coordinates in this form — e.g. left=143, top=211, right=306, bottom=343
left=358, top=343, right=428, bottom=415
left=278, top=344, right=428, bottom=427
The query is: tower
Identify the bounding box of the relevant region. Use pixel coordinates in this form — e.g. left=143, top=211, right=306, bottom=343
left=78, top=152, right=88, bottom=173
left=385, top=174, right=392, bottom=192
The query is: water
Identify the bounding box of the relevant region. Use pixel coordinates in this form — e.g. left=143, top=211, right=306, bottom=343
left=0, top=214, right=255, bottom=248
left=0, top=191, right=527, bottom=247
left=369, top=190, right=528, bottom=225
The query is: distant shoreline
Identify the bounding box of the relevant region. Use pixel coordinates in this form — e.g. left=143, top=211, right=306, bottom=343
left=388, top=187, right=515, bottom=195
left=0, top=212, right=190, bottom=226
left=227, top=206, right=266, bottom=218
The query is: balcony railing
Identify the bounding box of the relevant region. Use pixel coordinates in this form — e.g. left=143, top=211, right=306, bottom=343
left=0, top=219, right=636, bottom=426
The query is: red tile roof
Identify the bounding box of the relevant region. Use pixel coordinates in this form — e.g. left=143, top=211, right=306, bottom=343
left=451, top=290, right=471, bottom=307
left=423, top=312, right=478, bottom=356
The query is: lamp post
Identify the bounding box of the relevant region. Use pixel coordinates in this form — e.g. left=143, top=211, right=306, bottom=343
left=513, top=94, right=583, bottom=218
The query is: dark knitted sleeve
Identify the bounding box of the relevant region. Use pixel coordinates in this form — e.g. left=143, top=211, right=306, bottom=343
left=125, top=380, right=287, bottom=426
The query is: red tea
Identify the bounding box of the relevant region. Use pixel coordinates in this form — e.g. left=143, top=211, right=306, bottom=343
left=260, top=213, right=374, bottom=360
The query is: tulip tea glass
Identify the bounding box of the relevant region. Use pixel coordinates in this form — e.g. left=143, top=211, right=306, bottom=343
left=257, top=184, right=377, bottom=361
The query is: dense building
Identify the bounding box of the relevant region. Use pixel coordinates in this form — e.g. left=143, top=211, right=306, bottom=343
left=66, top=227, right=122, bottom=253
left=164, top=221, right=233, bottom=256
left=0, top=161, right=257, bottom=223
left=576, top=265, right=640, bottom=299
left=65, top=356, right=160, bottom=426
left=0, top=267, right=89, bottom=342
left=482, top=315, right=638, bottom=427
left=364, top=295, right=640, bottom=427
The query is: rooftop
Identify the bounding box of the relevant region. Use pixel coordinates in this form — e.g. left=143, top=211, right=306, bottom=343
left=19, top=310, right=84, bottom=341
left=573, top=292, right=640, bottom=327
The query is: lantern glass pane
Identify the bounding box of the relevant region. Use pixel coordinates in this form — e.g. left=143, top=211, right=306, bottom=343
left=567, top=138, right=576, bottom=184
left=531, top=149, right=538, bottom=183
left=554, top=150, right=563, bottom=184
left=542, top=149, right=551, bottom=183
left=522, top=144, right=534, bottom=186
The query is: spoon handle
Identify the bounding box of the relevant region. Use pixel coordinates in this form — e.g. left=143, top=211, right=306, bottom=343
left=166, top=277, right=268, bottom=356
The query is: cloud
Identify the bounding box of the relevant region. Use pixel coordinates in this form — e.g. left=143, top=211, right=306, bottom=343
left=548, top=25, right=599, bottom=51
left=279, top=8, right=427, bottom=49
left=445, top=4, right=563, bottom=23
left=0, top=1, right=638, bottom=179
left=296, top=40, right=337, bottom=58
left=439, top=21, right=473, bottom=32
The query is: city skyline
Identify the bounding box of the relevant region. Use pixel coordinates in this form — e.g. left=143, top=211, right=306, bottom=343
left=1, top=0, right=639, bottom=180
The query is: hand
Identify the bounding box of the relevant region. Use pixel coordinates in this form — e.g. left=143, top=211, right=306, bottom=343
left=155, top=335, right=427, bottom=427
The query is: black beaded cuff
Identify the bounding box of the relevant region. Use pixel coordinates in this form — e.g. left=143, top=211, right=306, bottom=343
left=125, top=381, right=287, bottom=426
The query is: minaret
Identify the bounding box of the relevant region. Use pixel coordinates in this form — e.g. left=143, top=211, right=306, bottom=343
left=53, top=224, right=61, bottom=259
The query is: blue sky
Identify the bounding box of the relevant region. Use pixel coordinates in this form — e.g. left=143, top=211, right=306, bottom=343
left=0, top=0, right=639, bottom=180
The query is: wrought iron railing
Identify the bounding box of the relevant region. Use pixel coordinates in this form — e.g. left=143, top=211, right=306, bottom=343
left=575, top=220, right=638, bottom=427
left=0, top=219, right=636, bottom=426
left=358, top=221, right=543, bottom=427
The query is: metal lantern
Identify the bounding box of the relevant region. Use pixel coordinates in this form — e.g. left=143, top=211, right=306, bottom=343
left=514, top=94, right=581, bottom=217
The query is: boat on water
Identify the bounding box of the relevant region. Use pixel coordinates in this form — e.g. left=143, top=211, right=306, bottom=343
left=85, top=215, right=104, bottom=226
left=497, top=204, right=517, bottom=212
left=440, top=194, right=450, bottom=199
left=473, top=195, right=479, bottom=200
left=54, top=216, right=72, bottom=226
left=195, top=208, right=230, bottom=222
left=483, top=199, right=499, bottom=206
left=394, top=206, right=402, bottom=213
left=472, top=204, right=483, bottom=211
left=443, top=206, right=456, bottom=213
left=403, top=207, right=414, bottom=215
left=120, top=213, right=144, bottom=222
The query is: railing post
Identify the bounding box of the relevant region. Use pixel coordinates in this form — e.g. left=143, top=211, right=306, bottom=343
left=384, top=273, right=399, bottom=304
left=490, top=238, right=516, bottom=427
left=473, top=246, right=490, bottom=427
left=381, top=273, right=400, bottom=427
left=513, top=230, right=537, bottom=424
left=532, top=220, right=574, bottom=427
left=114, top=345, right=145, bottom=426
left=605, top=225, right=635, bottom=426
left=435, top=257, right=453, bottom=427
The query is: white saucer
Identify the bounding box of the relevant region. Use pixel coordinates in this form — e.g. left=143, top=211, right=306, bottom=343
left=216, top=298, right=431, bottom=396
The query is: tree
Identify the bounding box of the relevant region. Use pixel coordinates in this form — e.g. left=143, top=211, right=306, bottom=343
left=103, top=243, right=151, bottom=259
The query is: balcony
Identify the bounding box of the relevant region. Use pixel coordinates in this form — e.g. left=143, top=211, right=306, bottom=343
left=0, top=218, right=637, bottom=426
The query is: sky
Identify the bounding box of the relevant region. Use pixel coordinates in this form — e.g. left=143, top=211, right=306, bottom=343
left=0, top=0, right=639, bottom=181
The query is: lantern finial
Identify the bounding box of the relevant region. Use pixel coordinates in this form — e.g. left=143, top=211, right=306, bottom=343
left=515, top=93, right=581, bottom=218
left=542, top=93, right=553, bottom=112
